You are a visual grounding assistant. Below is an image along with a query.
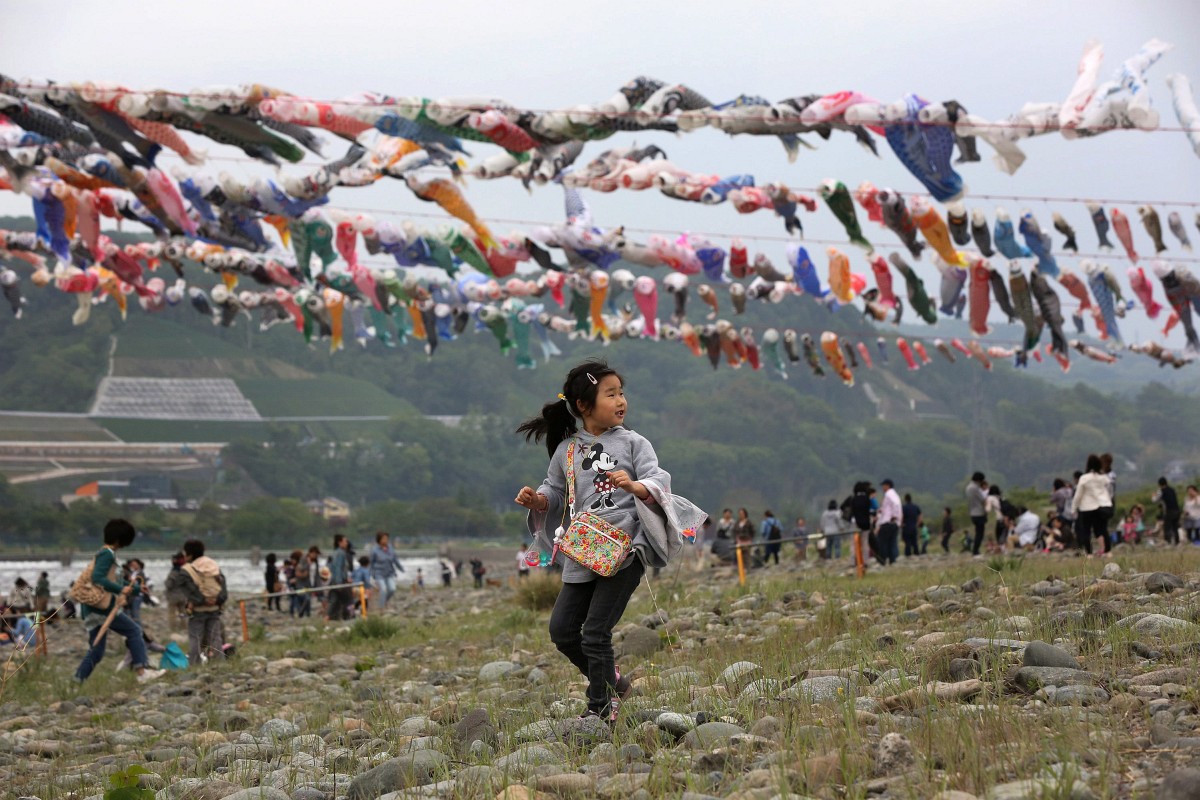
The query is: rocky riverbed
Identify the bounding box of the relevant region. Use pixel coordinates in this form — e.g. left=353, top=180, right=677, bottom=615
left=2, top=547, right=1200, bottom=800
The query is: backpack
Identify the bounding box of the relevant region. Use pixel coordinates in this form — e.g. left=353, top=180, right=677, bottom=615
left=765, top=519, right=782, bottom=540
left=182, top=562, right=224, bottom=607
left=68, top=558, right=115, bottom=611
left=840, top=496, right=854, bottom=523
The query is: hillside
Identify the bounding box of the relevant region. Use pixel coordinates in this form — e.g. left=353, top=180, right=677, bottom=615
left=3, top=216, right=1200, bottom=521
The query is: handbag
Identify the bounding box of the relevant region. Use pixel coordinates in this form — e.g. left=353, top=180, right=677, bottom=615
left=68, top=557, right=115, bottom=611
left=553, top=438, right=632, bottom=577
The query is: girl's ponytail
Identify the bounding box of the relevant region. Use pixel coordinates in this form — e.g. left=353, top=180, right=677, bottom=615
left=516, top=397, right=578, bottom=457
left=515, top=359, right=622, bottom=457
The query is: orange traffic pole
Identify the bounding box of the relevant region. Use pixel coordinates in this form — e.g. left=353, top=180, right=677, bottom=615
left=735, top=544, right=746, bottom=586
left=358, top=584, right=367, bottom=618
left=239, top=600, right=249, bottom=643
left=854, top=532, right=865, bottom=579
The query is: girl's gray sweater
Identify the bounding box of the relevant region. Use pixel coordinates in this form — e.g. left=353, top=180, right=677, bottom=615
left=527, top=426, right=670, bottom=583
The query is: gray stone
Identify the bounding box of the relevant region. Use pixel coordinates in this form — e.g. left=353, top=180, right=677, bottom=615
left=1101, top=562, right=1122, bottom=578
left=617, top=626, right=664, bottom=657
left=515, top=720, right=558, bottom=743
left=876, top=732, right=914, bottom=775
left=1157, top=768, right=1200, bottom=799
left=965, top=637, right=1029, bottom=653
left=1121, top=614, right=1197, bottom=636
left=162, top=779, right=243, bottom=800
left=926, top=585, right=959, bottom=602
left=718, top=661, right=761, bottom=688
left=655, top=713, right=697, bottom=737
left=534, top=773, right=595, bottom=796
left=258, top=719, right=300, bottom=740
left=290, top=789, right=327, bottom=800
left=961, top=577, right=984, bottom=593
left=738, top=678, right=781, bottom=699
left=202, top=742, right=281, bottom=770
left=1013, top=667, right=1096, bottom=692
left=346, top=751, right=449, bottom=800
left=478, top=661, right=519, bottom=681
left=950, top=659, right=982, bottom=682
left=454, top=765, right=499, bottom=795
left=681, top=721, right=746, bottom=749
left=1029, top=581, right=1066, bottom=597
left=221, top=790, right=291, bottom=800
left=393, top=717, right=439, bottom=737
left=493, top=744, right=566, bottom=772
left=783, top=675, right=854, bottom=703
left=557, top=715, right=612, bottom=742
left=1145, top=572, right=1185, bottom=593
left=1129, top=668, right=1192, bottom=686
left=987, top=779, right=1090, bottom=799
left=453, top=708, right=495, bottom=752
left=1041, top=685, right=1110, bottom=706
left=1023, top=641, right=1081, bottom=670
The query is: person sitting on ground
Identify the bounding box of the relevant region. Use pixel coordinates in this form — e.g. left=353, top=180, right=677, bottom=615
left=1043, top=516, right=1067, bottom=551
left=178, top=539, right=228, bottom=665
left=1006, top=506, right=1041, bottom=552
left=9, top=578, right=34, bottom=613
left=74, top=519, right=165, bottom=683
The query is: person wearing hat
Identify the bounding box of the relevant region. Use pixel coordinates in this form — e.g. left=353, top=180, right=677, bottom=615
left=874, top=479, right=902, bottom=565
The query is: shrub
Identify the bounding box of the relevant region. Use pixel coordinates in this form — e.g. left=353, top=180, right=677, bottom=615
left=347, top=616, right=401, bottom=642
left=514, top=573, right=561, bottom=611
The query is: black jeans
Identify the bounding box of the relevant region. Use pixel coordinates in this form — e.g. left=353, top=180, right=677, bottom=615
left=970, top=515, right=987, bottom=555
left=902, top=527, right=919, bottom=557
left=548, top=558, right=644, bottom=714
left=1163, top=512, right=1182, bottom=545
left=877, top=523, right=900, bottom=564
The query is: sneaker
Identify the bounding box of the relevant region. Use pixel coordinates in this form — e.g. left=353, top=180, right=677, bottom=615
left=136, top=668, right=166, bottom=683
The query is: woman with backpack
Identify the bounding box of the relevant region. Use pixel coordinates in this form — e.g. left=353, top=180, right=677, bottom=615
left=73, top=519, right=165, bottom=684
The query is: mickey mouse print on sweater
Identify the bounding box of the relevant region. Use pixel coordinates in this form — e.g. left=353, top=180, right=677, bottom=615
left=581, top=442, right=619, bottom=511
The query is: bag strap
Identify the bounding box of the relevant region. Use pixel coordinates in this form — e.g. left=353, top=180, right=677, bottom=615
left=564, top=437, right=577, bottom=518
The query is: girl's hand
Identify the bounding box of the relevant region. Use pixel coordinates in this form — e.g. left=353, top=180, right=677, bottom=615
left=515, top=486, right=548, bottom=511
left=608, top=471, right=649, bottom=500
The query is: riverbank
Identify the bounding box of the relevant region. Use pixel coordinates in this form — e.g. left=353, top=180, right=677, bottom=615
left=2, top=545, right=1199, bottom=799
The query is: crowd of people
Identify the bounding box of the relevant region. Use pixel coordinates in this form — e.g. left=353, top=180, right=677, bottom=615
left=700, top=490, right=941, bottom=570
left=692, top=455, right=1200, bottom=571
left=258, top=531, right=464, bottom=619
left=966, top=454, right=1200, bottom=558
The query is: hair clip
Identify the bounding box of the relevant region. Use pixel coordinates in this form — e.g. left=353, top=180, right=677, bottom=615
left=586, top=372, right=597, bottom=385
left=557, top=393, right=567, bottom=402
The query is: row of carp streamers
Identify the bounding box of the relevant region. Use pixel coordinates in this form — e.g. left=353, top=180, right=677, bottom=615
left=0, top=38, right=1197, bottom=380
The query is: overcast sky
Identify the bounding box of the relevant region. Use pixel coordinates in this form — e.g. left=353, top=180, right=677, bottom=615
left=2, top=0, right=1198, bottom=344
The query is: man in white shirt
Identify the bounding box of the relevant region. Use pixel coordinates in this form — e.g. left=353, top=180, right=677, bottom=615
left=875, top=479, right=902, bottom=565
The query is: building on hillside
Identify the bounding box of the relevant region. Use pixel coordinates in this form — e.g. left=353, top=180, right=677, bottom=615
left=305, top=497, right=351, bottom=522
left=66, top=475, right=180, bottom=509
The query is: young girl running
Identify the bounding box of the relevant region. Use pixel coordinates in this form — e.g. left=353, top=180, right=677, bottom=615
left=515, top=360, right=703, bottom=723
